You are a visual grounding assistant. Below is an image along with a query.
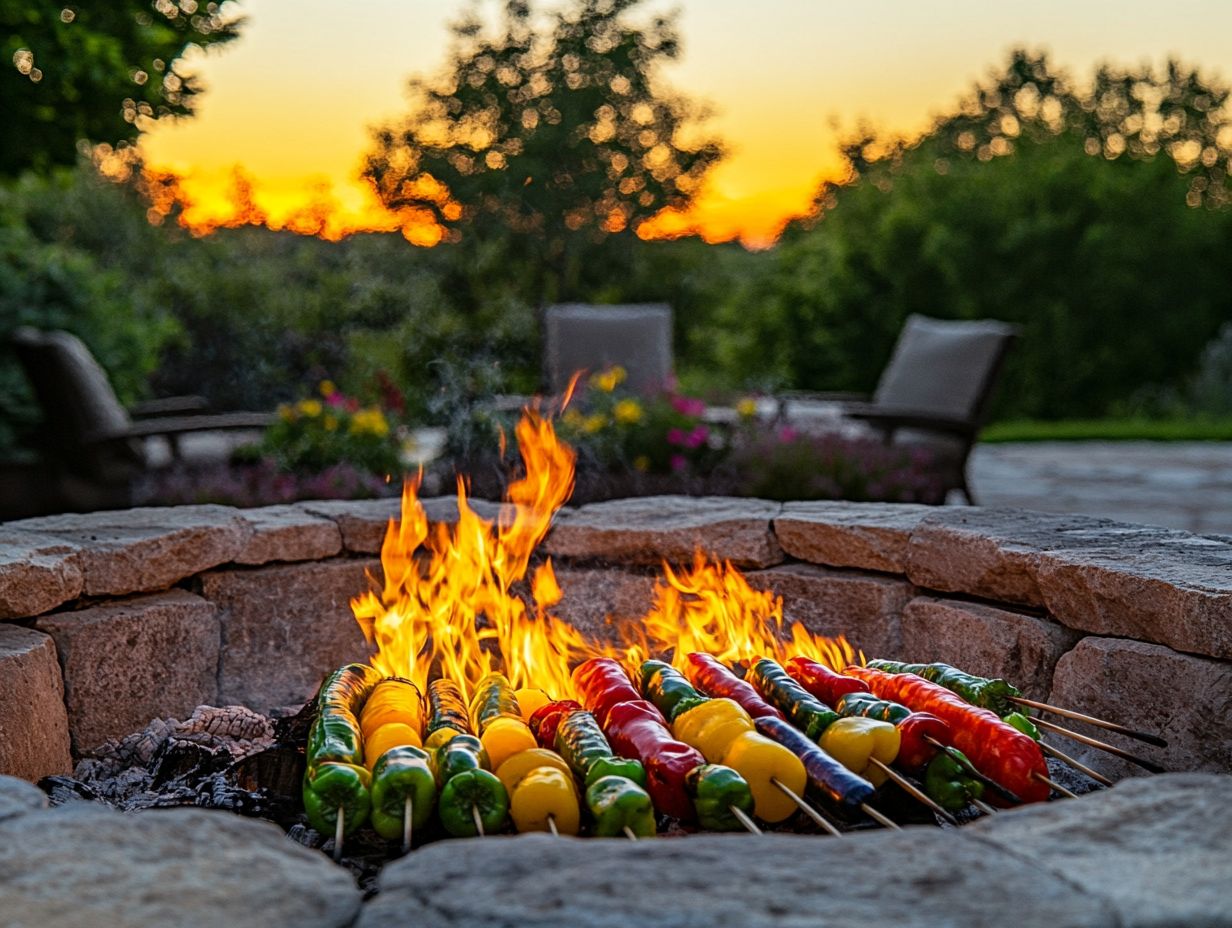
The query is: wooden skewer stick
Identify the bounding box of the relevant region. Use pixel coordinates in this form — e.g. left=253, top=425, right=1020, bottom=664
left=1034, top=772, right=1079, bottom=799
left=547, top=814, right=559, bottom=837
left=770, top=777, right=842, bottom=837
left=622, top=826, right=639, bottom=841
left=1039, top=740, right=1114, bottom=787
left=729, top=804, right=762, bottom=835
left=860, top=803, right=902, bottom=831
left=333, top=806, right=345, bottom=863
left=472, top=805, right=486, bottom=838
left=922, top=735, right=1024, bottom=805
left=971, top=799, right=997, bottom=816
left=1030, top=717, right=1165, bottom=773
left=867, top=757, right=960, bottom=826
left=1008, top=696, right=1167, bottom=748
left=402, top=797, right=414, bottom=854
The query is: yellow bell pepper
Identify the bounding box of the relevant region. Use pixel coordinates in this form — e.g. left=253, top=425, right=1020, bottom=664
left=359, top=679, right=423, bottom=741
left=495, top=748, right=574, bottom=795
left=672, top=698, right=754, bottom=763
left=817, top=716, right=901, bottom=786
left=721, top=730, right=807, bottom=823
left=364, top=722, right=423, bottom=768
left=481, top=716, right=539, bottom=772
left=513, top=687, right=552, bottom=722
left=510, top=767, right=580, bottom=835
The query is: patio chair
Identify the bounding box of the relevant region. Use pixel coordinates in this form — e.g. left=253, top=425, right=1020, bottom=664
left=543, top=303, right=673, bottom=396
left=9, top=327, right=273, bottom=511
left=778, top=314, right=1019, bottom=504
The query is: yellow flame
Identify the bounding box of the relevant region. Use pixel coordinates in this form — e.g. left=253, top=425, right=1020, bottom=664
left=351, top=405, right=855, bottom=702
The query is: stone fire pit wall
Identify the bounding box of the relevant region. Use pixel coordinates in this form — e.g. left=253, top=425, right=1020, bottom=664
left=1, top=497, right=1229, bottom=783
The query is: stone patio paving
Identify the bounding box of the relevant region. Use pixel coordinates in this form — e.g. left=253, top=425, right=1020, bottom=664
left=968, top=441, right=1232, bottom=535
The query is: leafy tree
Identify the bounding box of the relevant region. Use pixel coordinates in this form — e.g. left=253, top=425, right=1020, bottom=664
left=364, top=0, right=722, bottom=302
left=1, top=1, right=242, bottom=176
left=711, top=50, right=1232, bottom=419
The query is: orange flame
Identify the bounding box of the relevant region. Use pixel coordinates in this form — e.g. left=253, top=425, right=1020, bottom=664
left=351, top=405, right=855, bottom=702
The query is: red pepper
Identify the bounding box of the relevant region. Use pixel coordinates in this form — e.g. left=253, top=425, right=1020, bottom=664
left=896, top=712, right=949, bottom=772
left=785, top=656, right=869, bottom=705
left=605, top=699, right=701, bottom=821
left=684, top=653, right=785, bottom=721
left=844, top=666, right=1050, bottom=804
left=573, top=658, right=647, bottom=728
left=529, top=699, right=582, bottom=750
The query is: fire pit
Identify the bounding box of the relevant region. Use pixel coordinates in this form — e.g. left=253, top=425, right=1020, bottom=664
left=1, top=409, right=1229, bottom=926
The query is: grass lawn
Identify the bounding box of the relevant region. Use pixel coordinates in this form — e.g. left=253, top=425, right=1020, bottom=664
left=981, top=418, right=1232, bottom=443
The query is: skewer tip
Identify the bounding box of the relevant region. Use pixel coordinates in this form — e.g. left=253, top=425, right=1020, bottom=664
left=333, top=805, right=345, bottom=863
left=622, top=825, right=638, bottom=841
left=472, top=804, right=486, bottom=838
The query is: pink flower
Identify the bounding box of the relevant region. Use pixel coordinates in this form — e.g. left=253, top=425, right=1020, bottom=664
left=685, top=425, right=709, bottom=449
left=670, top=395, right=705, bottom=417
left=778, top=426, right=800, bottom=443
left=666, top=427, right=687, bottom=446
left=670, top=453, right=688, bottom=472
left=325, top=392, right=346, bottom=408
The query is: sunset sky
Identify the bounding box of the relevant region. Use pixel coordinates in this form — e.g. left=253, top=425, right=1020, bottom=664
left=141, top=0, right=1232, bottom=246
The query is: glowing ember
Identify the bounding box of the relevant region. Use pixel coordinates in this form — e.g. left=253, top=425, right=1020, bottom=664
left=351, top=405, right=855, bottom=701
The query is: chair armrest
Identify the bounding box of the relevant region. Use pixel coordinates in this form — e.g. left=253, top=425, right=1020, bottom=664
left=128, top=396, right=210, bottom=418
left=87, top=412, right=274, bottom=443
left=844, top=404, right=975, bottom=439
left=778, top=390, right=870, bottom=404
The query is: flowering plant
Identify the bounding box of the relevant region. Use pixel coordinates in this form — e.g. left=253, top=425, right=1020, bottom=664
left=261, top=380, right=405, bottom=477
left=557, top=366, right=734, bottom=475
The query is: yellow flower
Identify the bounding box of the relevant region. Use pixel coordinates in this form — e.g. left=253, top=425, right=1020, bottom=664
left=582, top=413, right=607, bottom=434
left=613, top=398, right=642, bottom=424
left=297, top=398, right=323, bottom=418
left=349, top=407, right=390, bottom=437
left=323, top=413, right=338, bottom=432
left=319, top=380, right=337, bottom=398
left=633, top=455, right=651, bottom=472
left=562, top=408, right=585, bottom=428
left=277, top=403, right=295, bottom=422
left=736, top=397, right=759, bottom=419
left=591, top=365, right=627, bottom=393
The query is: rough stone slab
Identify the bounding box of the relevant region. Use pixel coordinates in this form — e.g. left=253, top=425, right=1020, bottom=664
left=1047, top=637, right=1232, bottom=779
left=0, top=531, right=83, bottom=619
left=234, top=505, right=343, bottom=565
left=552, top=565, right=658, bottom=645
left=544, top=496, right=784, bottom=568
left=1035, top=532, right=1232, bottom=659
left=0, top=625, right=72, bottom=780
left=745, top=563, right=912, bottom=660
left=9, top=505, right=252, bottom=597
left=0, top=775, right=47, bottom=821
left=899, top=596, right=1079, bottom=699
left=0, top=803, right=360, bottom=928
left=774, top=501, right=934, bottom=574
left=361, top=831, right=1113, bottom=928
left=299, top=496, right=502, bottom=554
left=202, top=559, right=376, bottom=710
left=35, top=590, right=219, bottom=753
left=972, top=773, right=1232, bottom=928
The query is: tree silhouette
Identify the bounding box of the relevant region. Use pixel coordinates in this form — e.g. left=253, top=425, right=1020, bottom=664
left=364, top=0, right=722, bottom=300
left=1, top=1, right=242, bottom=177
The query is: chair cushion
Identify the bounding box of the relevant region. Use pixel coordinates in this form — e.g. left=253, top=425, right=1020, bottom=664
left=873, top=315, right=1016, bottom=421
left=543, top=304, right=673, bottom=395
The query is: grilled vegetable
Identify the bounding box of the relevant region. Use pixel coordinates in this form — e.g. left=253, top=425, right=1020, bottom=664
left=845, top=665, right=1050, bottom=804
left=1005, top=712, right=1041, bottom=740
left=684, top=652, right=785, bottom=721
left=924, top=750, right=984, bottom=811
left=556, top=709, right=647, bottom=788
left=816, top=716, right=900, bottom=786
left=686, top=763, right=756, bottom=832
left=439, top=769, right=508, bottom=837
left=511, top=767, right=580, bottom=835
left=785, top=656, right=869, bottom=706
left=434, top=733, right=489, bottom=784
left=672, top=698, right=754, bottom=764
left=370, top=745, right=436, bottom=841
left=469, top=673, right=523, bottom=732
left=573, top=657, right=646, bottom=728
left=603, top=697, right=704, bottom=822
left=425, top=679, right=472, bottom=747
left=640, top=660, right=708, bottom=721
left=866, top=660, right=1022, bottom=718
left=309, top=663, right=383, bottom=768
left=746, top=657, right=840, bottom=740
left=529, top=699, right=583, bottom=749
left=585, top=775, right=656, bottom=837
left=495, top=748, right=574, bottom=795
left=318, top=663, right=384, bottom=717
left=722, top=730, right=808, bottom=823
left=365, top=723, right=423, bottom=768
left=303, top=761, right=371, bottom=836
left=359, top=678, right=424, bottom=742
left=835, top=691, right=948, bottom=772
left=754, top=716, right=876, bottom=810
left=513, top=687, right=552, bottom=722
left=481, top=716, right=539, bottom=772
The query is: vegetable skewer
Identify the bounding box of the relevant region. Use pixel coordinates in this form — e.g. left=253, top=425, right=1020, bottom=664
left=1030, top=716, right=1165, bottom=773
left=1007, top=695, right=1167, bottom=747
left=1039, top=740, right=1113, bottom=787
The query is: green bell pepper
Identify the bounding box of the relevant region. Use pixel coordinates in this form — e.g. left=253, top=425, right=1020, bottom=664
left=640, top=660, right=708, bottom=721
left=555, top=709, right=647, bottom=788
left=923, top=750, right=985, bottom=811
left=1004, top=712, right=1041, bottom=740
left=303, top=761, right=371, bottom=836
left=685, top=763, right=754, bottom=831
left=434, top=733, right=489, bottom=784
left=438, top=768, right=509, bottom=837
left=370, top=746, right=437, bottom=842
left=585, top=774, right=656, bottom=838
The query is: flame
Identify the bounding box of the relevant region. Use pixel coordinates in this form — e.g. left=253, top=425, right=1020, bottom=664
left=351, top=405, right=855, bottom=703
left=616, top=551, right=859, bottom=675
